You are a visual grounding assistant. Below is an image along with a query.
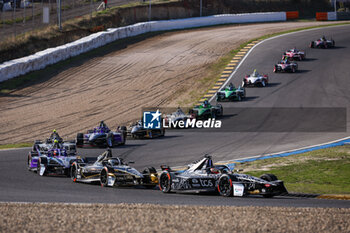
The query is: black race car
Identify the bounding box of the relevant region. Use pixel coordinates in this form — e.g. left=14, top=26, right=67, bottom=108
left=159, top=155, right=287, bottom=198
left=71, top=149, right=158, bottom=188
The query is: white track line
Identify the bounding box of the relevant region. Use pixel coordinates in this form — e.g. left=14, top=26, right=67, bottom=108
left=209, top=23, right=350, bottom=102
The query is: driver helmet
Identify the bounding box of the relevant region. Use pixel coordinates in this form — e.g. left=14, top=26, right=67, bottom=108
left=203, top=100, right=209, bottom=107
left=210, top=168, right=219, bottom=174
left=252, top=69, right=258, bottom=77
left=228, top=83, right=234, bottom=90
left=53, top=129, right=57, bottom=133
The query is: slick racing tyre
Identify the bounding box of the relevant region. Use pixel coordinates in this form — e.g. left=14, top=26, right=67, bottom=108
left=37, top=157, right=47, bottom=176
left=260, top=174, right=278, bottom=198
left=71, top=163, right=79, bottom=182
left=100, top=167, right=109, bottom=187
left=218, top=174, right=233, bottom=197
left=159, top=172, right=172, bottom=193
left=106, top=133, right=114, bottom=148
left=27, top=153, right=33, bottom=171
left=260, top=173, right=278, bottom=182
left=142, top=167, right=157, bottom=189
left=76, top=133, right=84, bottom=146
left=118, top=126, right=127, bottom=145
left=309, top=41, right=314, bottom=48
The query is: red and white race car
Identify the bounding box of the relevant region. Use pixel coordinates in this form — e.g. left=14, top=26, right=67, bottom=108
left=284, top=48, right=305, bottom=61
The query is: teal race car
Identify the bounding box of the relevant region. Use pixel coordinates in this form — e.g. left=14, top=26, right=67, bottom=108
left=216, top=83, right=246, bottom=102
left=190, top=100, right=223, bottom=120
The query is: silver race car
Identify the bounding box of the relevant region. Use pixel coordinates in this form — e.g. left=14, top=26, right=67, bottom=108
left=71, top=149, right=158, bottom=188
left=242, top=69, right=269, bottom=87
left=159, top=155, right=288, bottom=198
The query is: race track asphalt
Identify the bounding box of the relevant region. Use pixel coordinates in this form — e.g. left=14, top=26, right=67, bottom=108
left=1, top=24, right=350, bottom=207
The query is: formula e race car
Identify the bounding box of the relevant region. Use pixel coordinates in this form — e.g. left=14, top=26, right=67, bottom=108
left=76, top=121, right=127, bottom=148
left=71, top=149, right=158, bottom=188
left=310, top=36, right=335, bottom=49
left=284, top=48, right=305, bottom=61
left=127, top=120, right=165, bottom=139
left=27, top=138, right=79, bottom=176
left=189, top=100, right=223, bottom=120
left=159, top=155, right=288, bottom=198
left=274, top=59, right=298, bottom=73
left=242, top=69, right=269, bottom=87
left=216, top=83, right=246, bottom=101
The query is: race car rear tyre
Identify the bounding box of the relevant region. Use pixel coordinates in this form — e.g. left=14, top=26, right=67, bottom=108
left=100, top=168, right=109, bottom=187
left=159, top=172, right=172, bottom=193
left=142, top=167, right=157, bottom=189
left=119, top=126, right=127, bottom=145
left=76, top=133, right=84, bottom=146
left=71, top=163, right=79, bottom=182
left=262, top=80, right=266, bottom=87
left=218, top=174, right=233, bottom=197
left=310, top=41, right=314, bottom=48
left=260, top=173, right=278, bottom=182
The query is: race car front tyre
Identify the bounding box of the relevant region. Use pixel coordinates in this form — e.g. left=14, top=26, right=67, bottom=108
left=27, top=153, right=32, bottom=171
left=76, top=133, right=84, bottom=146
left=310, top=41, right=314, bottom=48
left=159, top=172, right=172, bottom=193
left=37, top=157, right=47, bottom=176
left=218, top=174, right=233, bottom=197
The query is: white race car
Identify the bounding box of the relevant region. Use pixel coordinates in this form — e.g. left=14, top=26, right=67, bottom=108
left=242, top=70, right=269, bottom=87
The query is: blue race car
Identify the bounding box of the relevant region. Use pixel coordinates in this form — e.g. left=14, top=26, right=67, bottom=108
left=76, top=121, right=127, bottom=148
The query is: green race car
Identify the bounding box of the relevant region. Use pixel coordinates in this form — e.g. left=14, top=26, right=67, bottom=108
left=190, top=100, right=223, bottom=120
left=216, top=83, right=246, bottom=101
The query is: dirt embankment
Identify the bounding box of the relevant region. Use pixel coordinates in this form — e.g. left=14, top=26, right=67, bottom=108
left=0, top=0, right=332, bottom=64
left=0, top=21, right=345, bottom=144
left=0, top=203, right=349, bottom=232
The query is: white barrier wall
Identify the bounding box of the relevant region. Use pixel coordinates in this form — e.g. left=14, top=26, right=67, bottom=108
left=327, top=12, right=337, bottom=21
left=0, top=12, right=286, bottom=82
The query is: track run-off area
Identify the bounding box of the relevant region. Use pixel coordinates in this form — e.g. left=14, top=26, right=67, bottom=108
left=0, top=22, right=350, bottom=208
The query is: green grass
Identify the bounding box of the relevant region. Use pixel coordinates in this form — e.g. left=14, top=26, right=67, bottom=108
left=0, top=142, right=32, bottom=149
left=235, top=145, right=350, bottom=194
